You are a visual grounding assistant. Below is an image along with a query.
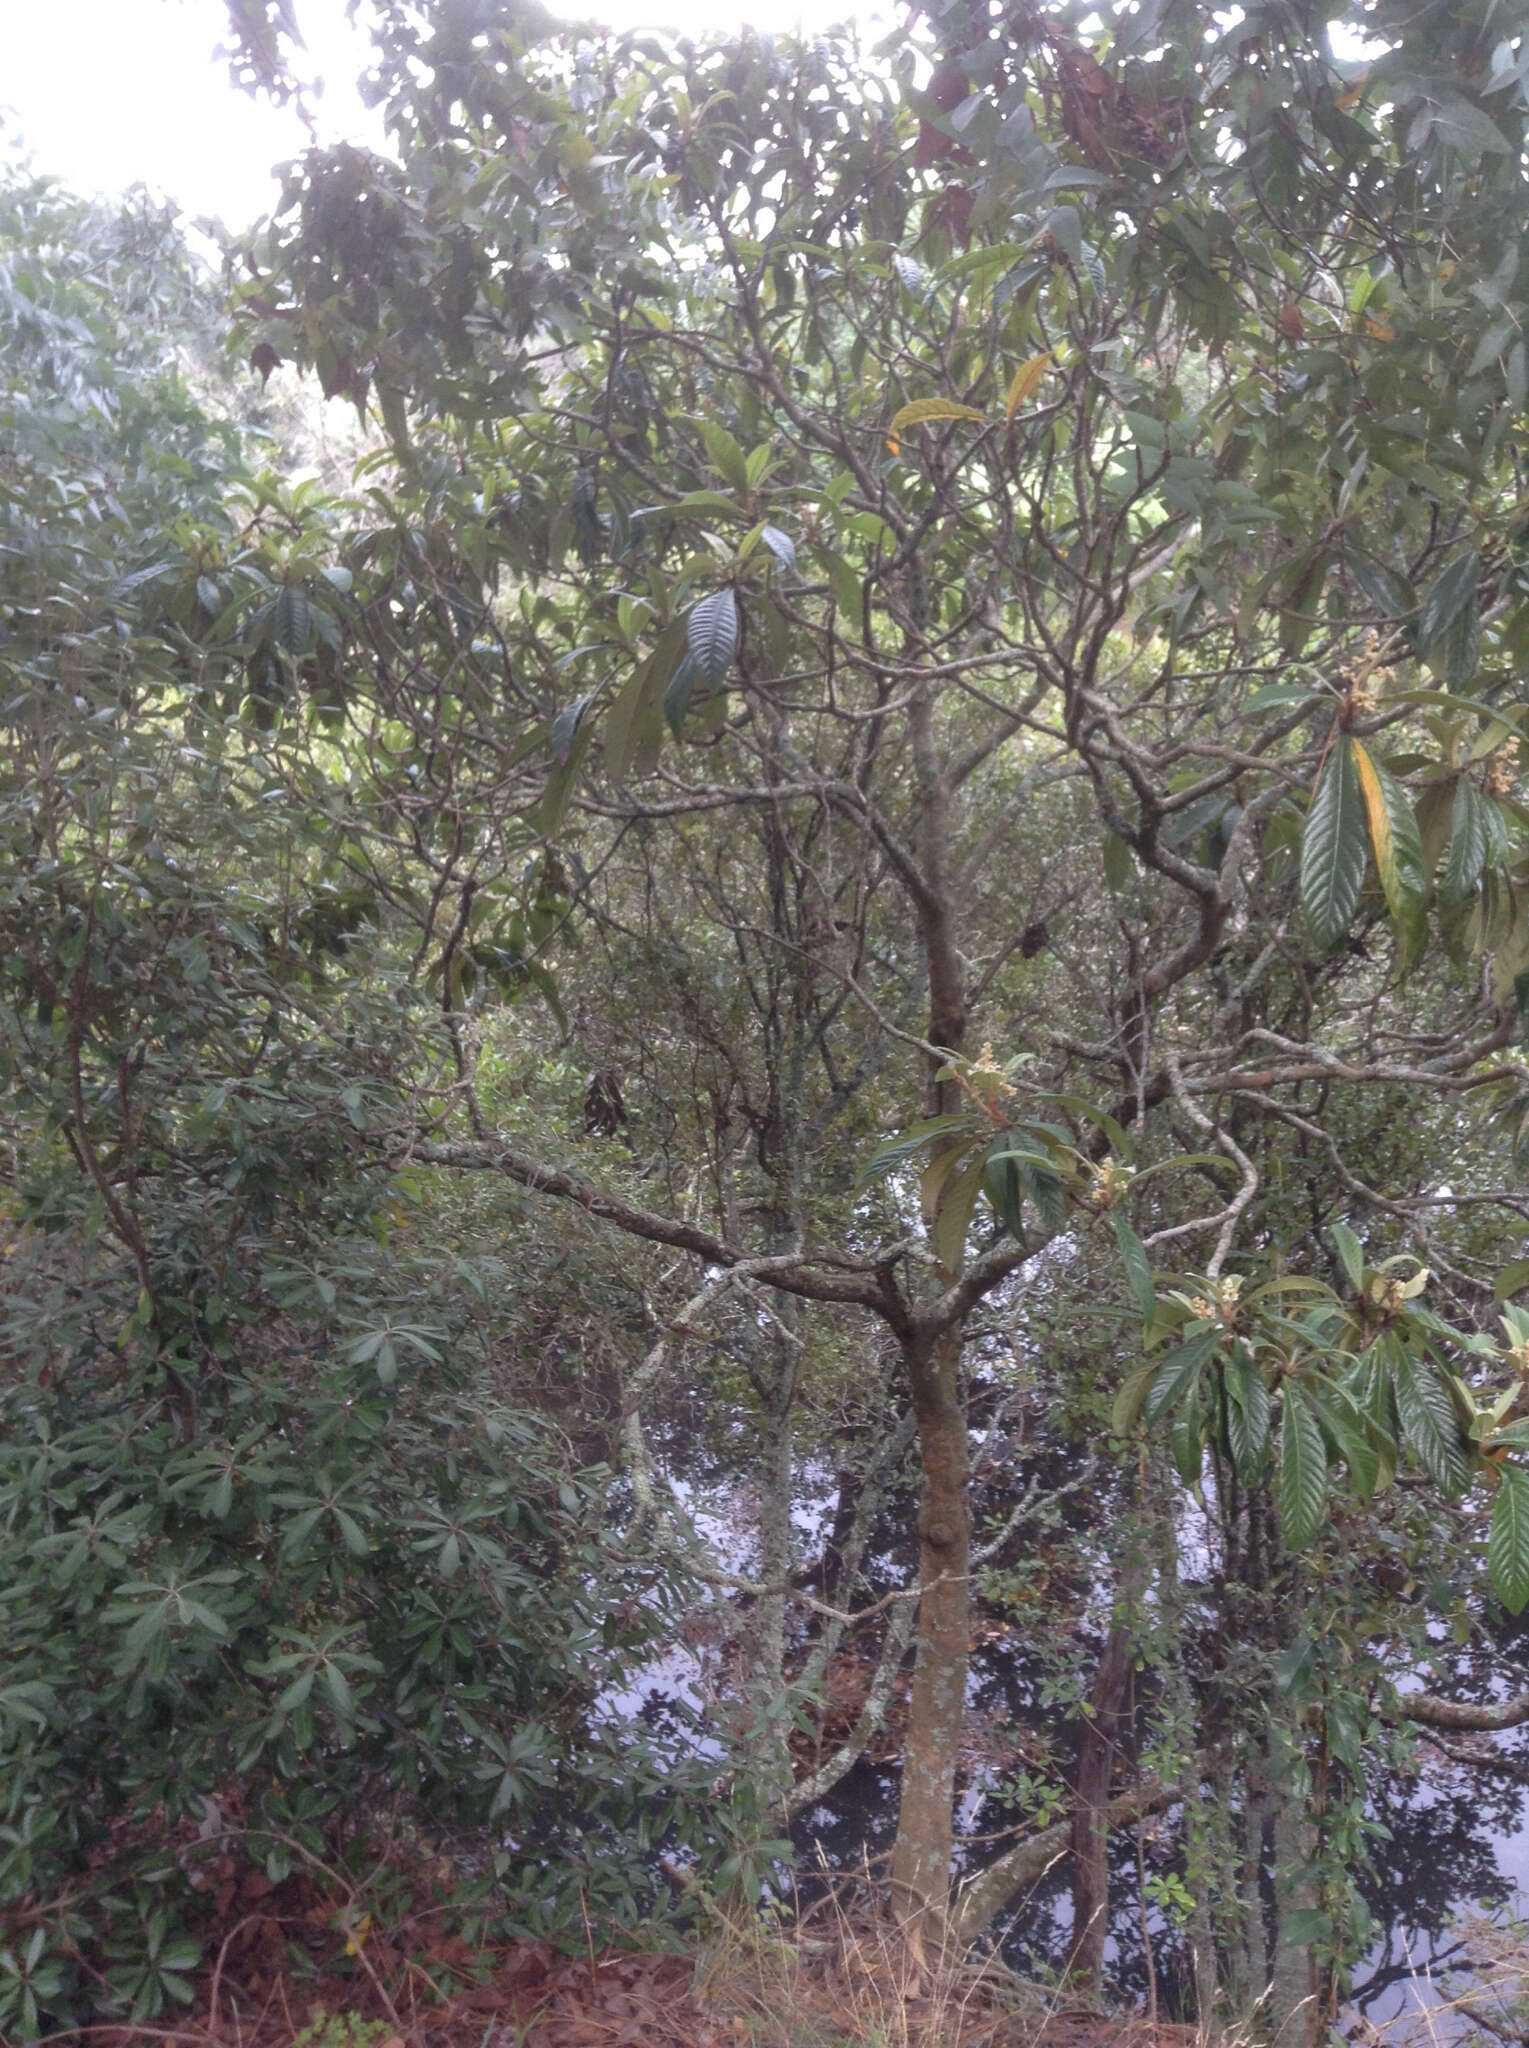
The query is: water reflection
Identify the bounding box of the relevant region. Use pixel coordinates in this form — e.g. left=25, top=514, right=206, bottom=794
left=629, top=1398, right=1529, bottom=2033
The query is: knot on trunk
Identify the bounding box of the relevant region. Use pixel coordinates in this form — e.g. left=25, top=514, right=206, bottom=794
left=923, top=1517, right=956, bottom=1550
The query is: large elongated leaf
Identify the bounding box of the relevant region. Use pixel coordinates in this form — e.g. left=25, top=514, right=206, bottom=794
left=1301, top=736, right=1366, bottom=951
left=1018, top=1154, right=1067, bottom=1234
left=932, top=1152, right=988, bottom=1273
left=664, top=653, right=698, bottom=737
left=686, top=590, right=738, bottom=691
left=1306, top=1376, right=1380, bottom=1500
left=1112, top=1212, right=1156, bottom=1321
left=550, top=692, right=595, bottom=767
left=605, top=628, right=680, bottom=782
left=857, top=1115, right=972, bottom=1187
left=759, top=525, right=797, bottom=573
left=1489, top=1466, right=1529, bottom=1615
left=1348, top=553, right=1416, bottom=620
left=1330, top=1221, right=1366, bottom=1291
left=1352, top=740, right=1427, bottom=954
left=274, top=583, right=310, bottom=659
left=1424, top=548, right=1481, bottom=659
left=1145, top=1328, right=1217, bottom=1425
left=1391, top=1346, right=1471, bottom=1496
left=983, top=1141, right=1026, bottom=1241
left=700, top=420, right=749, bottom=490
left=1280, top=1381, right=1330, bottom=1549
left=1004, top=351, right=1053, bottom=423
left=1224, top=1346, right=1271, bottom=1483
left=888, top=397, right=990, bottom=432
left=1171, top=1389, right=1205, bottom=1484
left=1442, top=777, right=1490, bottom=907
left=985, top=1143, right=1067, bottom=1232
left=1441, top=602, right=1481, bottom=687
left=1112, top=1360, right=1160, bottom=1434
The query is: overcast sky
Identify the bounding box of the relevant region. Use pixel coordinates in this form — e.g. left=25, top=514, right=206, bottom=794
left=2, top=0, right=834, bottom=230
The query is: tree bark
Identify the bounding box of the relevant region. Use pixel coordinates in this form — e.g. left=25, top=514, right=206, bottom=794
left=1397, top=1688, right=1529, bottom=1731
left=885, top=675, right=975, bottom=1956
left=1068, top=1622, right=1134, bottom=1986
left=888, top=1320, right=971, bottom=1949
left=1267, top=1774, right=1320, bottom=2048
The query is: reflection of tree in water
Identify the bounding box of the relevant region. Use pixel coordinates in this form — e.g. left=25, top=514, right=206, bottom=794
left=782, top=1425, right=1529, bottom=2018
left=1352, top=1763, right=1521, bottom=2014
left=791, top=1762, right=900, bottom=1879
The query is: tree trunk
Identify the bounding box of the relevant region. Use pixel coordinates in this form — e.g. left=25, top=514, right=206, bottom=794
left=889, top=1322, right=971, bottom=1950
left=751, top=1347, right=795, bottom=1802
left=1068, top=1621, right=1134, bottom=1987
left=1267, top=1775, right=1319, bottom=2048
left=886, top=673, right=975, bottom=1956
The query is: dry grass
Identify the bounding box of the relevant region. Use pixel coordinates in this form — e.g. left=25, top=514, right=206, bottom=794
left=24, top=1830, right=1243, bottom=2048
left=1344, top=1912, right=1529, bottom=2048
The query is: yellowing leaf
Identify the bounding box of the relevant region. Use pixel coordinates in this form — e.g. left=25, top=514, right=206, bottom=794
left=1365, top=317, right=1397, bottom=340
left=1004, top=351, right=1054, bottom=424
left=1352, top=738, right=1427, bottom=956
left=888, top=397, right=990, bottom=433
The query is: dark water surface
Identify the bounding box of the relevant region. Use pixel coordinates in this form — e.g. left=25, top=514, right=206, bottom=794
left=633, top=1406, right=1529, bottom=2033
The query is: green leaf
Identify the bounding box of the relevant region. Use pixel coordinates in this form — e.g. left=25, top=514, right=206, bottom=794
left=818, top=547, right=863, bottom=622
left=1488, top=1466, right=1529, bottom=1615
left=1352, top=739, right=1426, bottom=952
left=1494, top=1259, right=1529, bottom=1302
left=1145, top=1328, right=1217, bottom=1425
left=1017, top=1154, right=1067, bottom=1234
left=664, top=653, right=698, bottom=737
left=1348, top=553, right=1416, bottom=620
left=657, top=490, right=745, bottom=519
left=687, top=591, right=738, bottom=692
left=759, top=525, right=796, bottom=573
left=700, top=420, right=749, bottom=490
left=1171, top=1388, right=1205, bottom=1483
left=1102, top=830, right=1134, bottom=890
left=1282, top=1907, right=1334, bottom=1948
left=1429, top=97, right=1510, bottom=156
left=932, top=1152, right=988, bottom=1273
left=1305, top=1376, right=1381, bottom=1500
left=983, top=1139, right=1026, bottom=1240
left=603, top=651, right=662, bottom=782
left=274, top=584, right=310, bottom=659
left=1442, top=600, right=1481, bottom=686
left=1418, top=551, right=1479, bottom=662
left=1224, top=1346, right=1271, bottom=1483
left=1280, top=1382, right=1330, bottom=1549
left=1391, top=1346, right=1471, bottom=1497
left=1330, top=1221, right=1366, bottom=1291
left=533, top=758, right=579, bottom=837
left=1301, top=736, right=1366, bottom=952
left=549, top=692, right=594, bottom=767
left=857, top=1114, right=972, bottom=1187
left=1246, top=682, right=1323, bottom=714
left=1442, top=777, right=1490, bottom=907
left=1112, top=1360, right=1159, bottom=1434
left=1111, top=1212, right=1156, bottom=1320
